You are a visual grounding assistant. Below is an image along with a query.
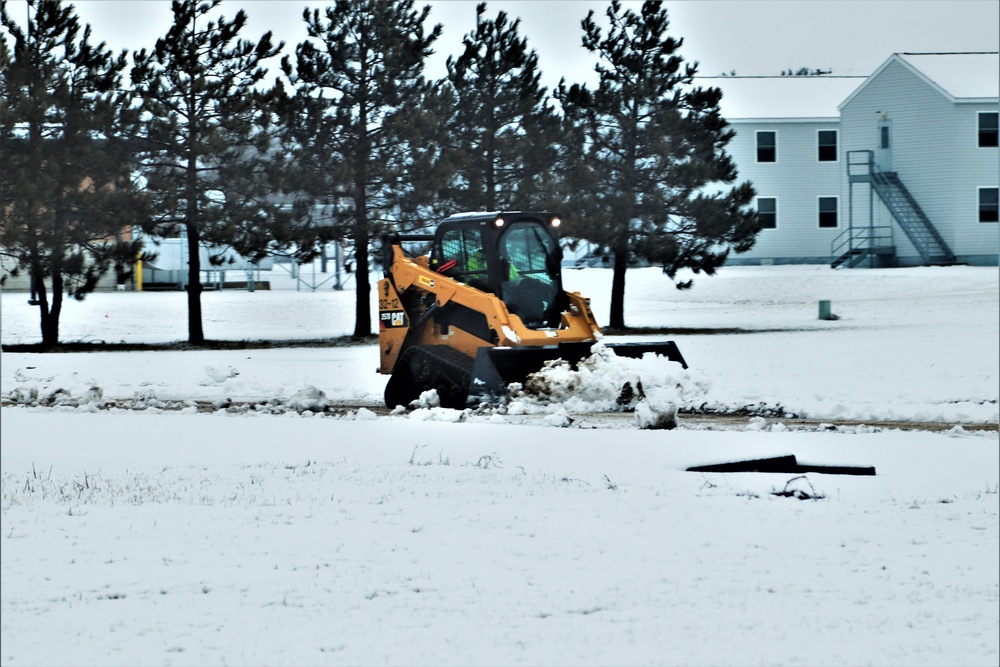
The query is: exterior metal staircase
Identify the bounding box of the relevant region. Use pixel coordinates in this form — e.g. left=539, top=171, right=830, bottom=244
left=837, top=151, right=956, bottom=268
left=869, top=171, right=957, bottom=265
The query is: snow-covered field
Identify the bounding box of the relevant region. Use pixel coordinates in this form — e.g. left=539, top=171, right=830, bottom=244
left=2, top=265, right=998, bottom=666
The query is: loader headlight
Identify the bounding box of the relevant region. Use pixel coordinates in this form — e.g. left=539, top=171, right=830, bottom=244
left=550, top=216, right=562, bottom=228
left=493, top=216, right=505, bottom=228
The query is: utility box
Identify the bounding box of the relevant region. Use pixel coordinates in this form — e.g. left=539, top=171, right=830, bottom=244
left=818, top=300, right=833, bottom=320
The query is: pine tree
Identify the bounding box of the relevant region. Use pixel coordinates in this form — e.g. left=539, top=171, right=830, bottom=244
left=443, top=2, right=560, bottom=211
left=557, top=1, right=759, bottom=329
left=281, top=0, right=442, bottom=338
left=1, top=17, right=13, bottom=226
left=130, top=0, right=306, bottom=345
left=0, top=0, right=149, bottom=348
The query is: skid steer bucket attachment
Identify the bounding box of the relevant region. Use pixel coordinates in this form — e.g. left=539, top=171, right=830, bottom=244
left=604, top=341, right=688, bottom=368
left=467, top=341, right=688, bottom=406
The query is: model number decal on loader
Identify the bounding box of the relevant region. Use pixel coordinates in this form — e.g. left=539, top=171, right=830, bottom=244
left=380, top=310, right=408, bottom=328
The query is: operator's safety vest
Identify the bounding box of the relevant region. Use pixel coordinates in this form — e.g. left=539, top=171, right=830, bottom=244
left=467, top=250, right=521, bottom=281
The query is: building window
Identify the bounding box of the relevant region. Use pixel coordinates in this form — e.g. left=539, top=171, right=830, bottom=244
left=979, top=112, right=999, bottom=148
left=756, top=131, right=776, bottom=163
left=757, top=197, right=777, bottom=228
left=818, top=130, right=838, bottom=162
left=818, top=197, right=839, bottom=228
left=980, top=187, right=999, bottom=223
left=880, top=125, right=890, bottom=149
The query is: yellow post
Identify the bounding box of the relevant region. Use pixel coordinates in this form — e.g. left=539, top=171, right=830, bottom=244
left=136, top=257, right=143, bottom=291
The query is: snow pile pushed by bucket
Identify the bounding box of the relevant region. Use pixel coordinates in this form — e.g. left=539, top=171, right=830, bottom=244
left=503, top=343, right=707, bottom=427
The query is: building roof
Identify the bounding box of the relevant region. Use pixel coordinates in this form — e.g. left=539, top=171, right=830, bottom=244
left=700, top=76, right=867, bottom=122
left=897, top=52, right=999, bottom=99
left=840, top=52, right=999, bottom=109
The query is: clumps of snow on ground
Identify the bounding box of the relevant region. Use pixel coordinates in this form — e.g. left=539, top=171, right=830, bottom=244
left=502, top=343, right=701, bottom=427
left=283, top=386, right=330, bottom=412
left=543, top=408, right=574, bottom=428
left=1, top=382, right=343, bottom=417
left=379, top=344, right=697, bottom=428
left=634, top=398, right=678, bottom=430
left=203, top=365, right=239, bottom=384
left=3, top=383, right=180, bottom=413
left=409, top=407, right=466, bottom=423
left=410, top=389, right=441, bottom=409
left=402, top=389, right=466, bottom=422
left=350, top=407, right=379, bottom=421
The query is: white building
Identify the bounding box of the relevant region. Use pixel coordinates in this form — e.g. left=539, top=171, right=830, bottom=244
left=134, top=231, right=274, bottom=291
left=714, top=52, right=999, bottom=267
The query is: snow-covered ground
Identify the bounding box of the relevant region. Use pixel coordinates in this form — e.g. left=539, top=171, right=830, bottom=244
left=1, top=265, right=998, bottom=666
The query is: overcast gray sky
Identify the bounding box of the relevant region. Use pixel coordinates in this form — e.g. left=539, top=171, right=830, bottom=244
left=4, top=0, right=999, bottom=87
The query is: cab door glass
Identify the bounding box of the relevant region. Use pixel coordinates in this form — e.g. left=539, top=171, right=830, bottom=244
left=500, top=222, right=559, bottom=328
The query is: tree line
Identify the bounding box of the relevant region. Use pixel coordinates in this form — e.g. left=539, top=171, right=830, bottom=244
left=1, top=0, right=760, bottom=348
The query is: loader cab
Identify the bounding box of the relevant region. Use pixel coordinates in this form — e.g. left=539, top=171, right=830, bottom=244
left=431, top=212, right=567, bottom=329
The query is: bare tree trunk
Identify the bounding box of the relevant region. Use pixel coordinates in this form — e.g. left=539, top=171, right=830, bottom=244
left=186, top=129, right=205, bottom=344
left=609, top=250, right=628, bottom=330
left=186, top=220, right=205, bottom=344
left=47, top=271, right=63, bottom=347
left=33, top=272, right=52, bottom=347
left=353, top=202, right=371, bottom=338
left=353, top=108, right=372, bottom=338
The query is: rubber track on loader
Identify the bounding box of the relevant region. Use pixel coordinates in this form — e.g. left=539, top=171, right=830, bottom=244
left=400, top=344, right=476, bottom=409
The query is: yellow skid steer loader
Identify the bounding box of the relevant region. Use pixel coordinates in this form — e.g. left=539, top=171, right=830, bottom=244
left=377, top=211, right=686, bottom=409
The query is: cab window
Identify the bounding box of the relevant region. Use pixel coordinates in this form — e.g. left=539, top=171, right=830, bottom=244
left=437, top=227, right=489, bottom=290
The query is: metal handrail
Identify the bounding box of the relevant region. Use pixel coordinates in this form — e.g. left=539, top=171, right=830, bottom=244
left=831, top=225, right=894, bottom=260
left=847, top=150, right=875, bottom=179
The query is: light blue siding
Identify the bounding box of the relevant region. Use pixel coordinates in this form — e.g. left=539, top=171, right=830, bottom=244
left=727, top=120, right=842, bottom=264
